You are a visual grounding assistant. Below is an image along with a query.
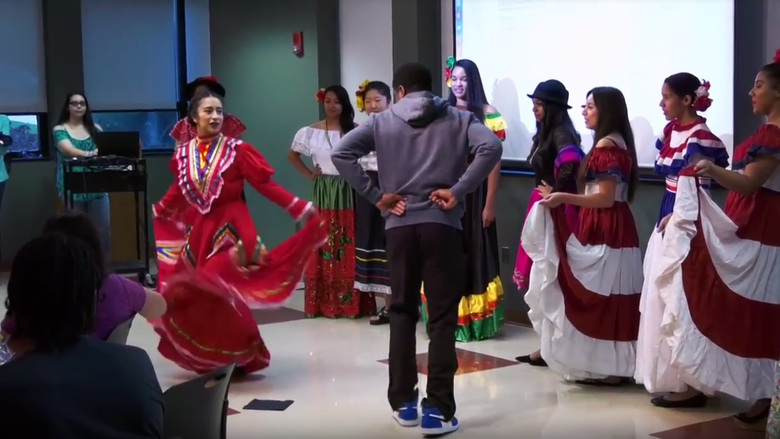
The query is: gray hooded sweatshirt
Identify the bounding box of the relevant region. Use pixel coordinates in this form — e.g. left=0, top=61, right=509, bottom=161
left=331, top=91, right=502, bottom=230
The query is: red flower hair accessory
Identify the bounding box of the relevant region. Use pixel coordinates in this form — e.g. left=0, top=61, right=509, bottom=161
left=315, top=88, right=326, bottom=104
left=693, top=80, right=712, bottom=112
left=774, top=48, right=780, bottom=64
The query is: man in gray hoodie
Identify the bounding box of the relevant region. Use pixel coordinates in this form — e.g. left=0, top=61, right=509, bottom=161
left=331, top=62, right=502, bottom=435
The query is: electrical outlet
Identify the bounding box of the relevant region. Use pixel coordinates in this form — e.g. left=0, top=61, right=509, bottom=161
left=501, top=247, right=510, bottom=263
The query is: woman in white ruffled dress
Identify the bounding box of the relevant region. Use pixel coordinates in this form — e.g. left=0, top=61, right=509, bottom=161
left=523, top=86, right=642, bottom=385
left=652, top=51, right=780, bottom=432
left=633, top=73, right=729, bottom=406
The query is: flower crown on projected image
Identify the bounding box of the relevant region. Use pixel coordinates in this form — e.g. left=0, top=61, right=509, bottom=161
left=355, top=79, right=371, bottom=113
left=315, top=88, right=326, bottom=104
left=444, top=56, right=456, bottom=88
left=693, top=80, right=713, bottom=112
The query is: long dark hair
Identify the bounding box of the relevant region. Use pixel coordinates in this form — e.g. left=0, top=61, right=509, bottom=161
left=578, top=86, right=639, bottom=202
left=527, top=102, right=581, bottom=181
left=323, top=85, right=355, bottom=135
left=42, top=210, right=108, bottom=285
left=57, top=92, right=99, bottom=140
left=6, top=233, right=103, bottom=351
left=447, top=59, right=488, bottom=122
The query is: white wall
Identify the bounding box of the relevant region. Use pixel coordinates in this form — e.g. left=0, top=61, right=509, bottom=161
left=338, top=0, right=393, bottom=123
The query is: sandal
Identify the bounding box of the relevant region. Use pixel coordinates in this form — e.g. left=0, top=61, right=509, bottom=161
left=370, top=307, right=389, bottom=326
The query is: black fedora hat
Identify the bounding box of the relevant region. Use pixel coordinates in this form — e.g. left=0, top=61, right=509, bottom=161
left=527, top=79, right=571, bottom=109
left=186, top=76, right=226, bottom=101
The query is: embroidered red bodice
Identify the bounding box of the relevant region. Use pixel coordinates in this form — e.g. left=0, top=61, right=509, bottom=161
left=153, top=135, right=309, bottom=220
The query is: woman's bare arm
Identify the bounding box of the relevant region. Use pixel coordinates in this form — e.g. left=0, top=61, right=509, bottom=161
left=288, top=150, right=317, bottom=180
left=53, top=126, right=92, bottom=157
left=139, top=288, right=167, bottom=320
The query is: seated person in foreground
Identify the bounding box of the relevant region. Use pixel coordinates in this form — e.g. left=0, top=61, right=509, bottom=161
left=1, top=210, right=167, bottom=341
left=0, top=233, right=164, bottom=439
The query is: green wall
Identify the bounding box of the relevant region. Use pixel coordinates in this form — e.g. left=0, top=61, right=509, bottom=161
left=209, top=0, right=340, bottom=248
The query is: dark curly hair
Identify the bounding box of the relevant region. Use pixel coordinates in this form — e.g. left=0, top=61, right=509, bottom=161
left=5, top=233, right=104, bottom=351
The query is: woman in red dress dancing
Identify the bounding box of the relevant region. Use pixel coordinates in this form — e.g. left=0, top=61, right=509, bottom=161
left=152, top=88, right=326, bottom=375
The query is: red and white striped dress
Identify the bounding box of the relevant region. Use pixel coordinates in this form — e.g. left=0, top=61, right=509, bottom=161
left=634, top=118, right=728, bottom=393
left=522, top=134, right=642, bottom=379
left=654, top=123, right=780, bottom=400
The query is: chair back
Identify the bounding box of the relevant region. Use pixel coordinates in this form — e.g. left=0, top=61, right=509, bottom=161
left=106, top=317, right=134, bottom=345
left=163, top=363, right=236, bottom=439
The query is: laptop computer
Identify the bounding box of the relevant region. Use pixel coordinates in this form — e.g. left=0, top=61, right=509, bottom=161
left=94, top=131, right=141, bottom=158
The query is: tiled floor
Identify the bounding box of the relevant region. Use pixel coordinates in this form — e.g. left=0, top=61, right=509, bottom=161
left=0, top=277, right=765, bottom=438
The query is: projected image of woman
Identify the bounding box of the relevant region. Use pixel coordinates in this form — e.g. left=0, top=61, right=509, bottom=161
left=522, top=86, right=642, bottom=385
left=419, top=57, right=506, bottom=342
left=353, top=80, right=394, bottom=326
left=514, top=80, right=584, bottom=367
left=651, top=51, right=780, bottom=433
left=633, top=73, right=728, bottom=406
left=288, top=86, right=371, bottom=319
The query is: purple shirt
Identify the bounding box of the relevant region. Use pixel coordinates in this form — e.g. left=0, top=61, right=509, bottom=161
left=1, top=274, right=147, bottom=341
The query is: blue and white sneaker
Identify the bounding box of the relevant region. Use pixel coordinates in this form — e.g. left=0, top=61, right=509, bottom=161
left=393, top=402, right=420, bottom=427
left=421, top=407, right=459, bottom=436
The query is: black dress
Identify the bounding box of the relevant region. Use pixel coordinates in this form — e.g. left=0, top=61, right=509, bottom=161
left=353, top=170, right=392, bottom=297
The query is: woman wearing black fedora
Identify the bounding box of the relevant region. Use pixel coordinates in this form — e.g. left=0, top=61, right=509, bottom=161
left=522, top=86, right=642, bottom=386
left=514, top=80, right=584, bottom=367
left=170, top=76, right=246, bottom=143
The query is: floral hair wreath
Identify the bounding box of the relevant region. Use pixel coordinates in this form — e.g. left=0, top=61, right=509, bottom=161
left=355, top=79, right=371, bottom=113
left=693, top=80, right=713, bottom=112
left=774, top=48, right=780, bottom=64
left=315, top=88, right=326, bottom=104
left=444, top=56, right=456, bottom=88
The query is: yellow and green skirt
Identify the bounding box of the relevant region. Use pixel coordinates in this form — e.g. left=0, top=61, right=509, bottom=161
left=420, top=181, right=505, bottom=342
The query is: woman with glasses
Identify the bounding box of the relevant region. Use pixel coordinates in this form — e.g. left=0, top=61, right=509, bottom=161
left=52, top=92, right=111, bottom=258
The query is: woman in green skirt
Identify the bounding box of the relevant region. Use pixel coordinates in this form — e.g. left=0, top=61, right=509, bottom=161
left=288, top=85, right=374, bottom=318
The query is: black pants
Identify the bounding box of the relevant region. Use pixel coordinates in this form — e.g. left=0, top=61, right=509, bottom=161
left=385, top=223, right=465, bottom=421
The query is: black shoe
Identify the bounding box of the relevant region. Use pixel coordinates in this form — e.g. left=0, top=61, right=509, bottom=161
left=369, top=307, right=389, bottom=326
left=733, top=401, right=771, bottom=431
left=575, top=377, right=631, bottom=387
left=651, top=393, right=708, bottom=408
left=515, top=354, right=548, bottom=367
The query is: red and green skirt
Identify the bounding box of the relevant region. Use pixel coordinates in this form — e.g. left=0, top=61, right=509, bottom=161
left=304, top=175, right=375, bottom=318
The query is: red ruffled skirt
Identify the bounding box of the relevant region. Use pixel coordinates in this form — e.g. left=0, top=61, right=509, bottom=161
left=153, top=209, right=326, bottom=374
